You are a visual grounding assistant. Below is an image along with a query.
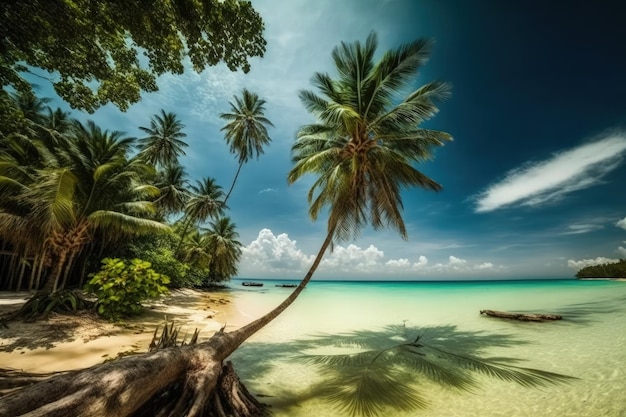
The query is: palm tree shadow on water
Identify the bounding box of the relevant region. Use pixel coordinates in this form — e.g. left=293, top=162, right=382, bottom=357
left=233, top=324, right=577, bottom=417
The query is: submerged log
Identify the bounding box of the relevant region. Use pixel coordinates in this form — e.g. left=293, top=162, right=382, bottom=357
left=480, top=309, right=562, bottom=322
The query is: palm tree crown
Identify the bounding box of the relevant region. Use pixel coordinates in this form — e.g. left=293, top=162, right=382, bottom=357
left=137, top=110, right=188, bottom=168
left=219, top=88, right=273, bottom=203
left=220, top=88, right=273, bottom=164
left=288, top=32, right=452, bottom=242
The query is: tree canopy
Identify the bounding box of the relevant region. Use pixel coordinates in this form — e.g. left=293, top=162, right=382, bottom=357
left=0, top=0, right=266, bottom=113
left=575, top=259, right=626, bottom=279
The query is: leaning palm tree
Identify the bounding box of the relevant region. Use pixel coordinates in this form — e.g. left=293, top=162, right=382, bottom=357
left=0, top=33, right=455, bottom=416
left=137, top=110, right=188, bottom=168
left=203, top=216, right=242, bottom=283
left=219, top=88, right=273, bottom=204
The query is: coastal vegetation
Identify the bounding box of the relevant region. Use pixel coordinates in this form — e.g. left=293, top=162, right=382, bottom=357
left=0, top=93, right=251, bottom=299
left=575, top=259, right=626, bottom=279
left=0, top=3, right=576, bottom=415
left=0, top=30, right=460, bottom=416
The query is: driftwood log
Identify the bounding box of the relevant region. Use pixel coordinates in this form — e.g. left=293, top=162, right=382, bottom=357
left=480, top=310, right=562, bottom=322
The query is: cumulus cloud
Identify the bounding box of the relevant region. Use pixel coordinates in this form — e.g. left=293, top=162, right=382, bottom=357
left=475, top=262, right=494, bottom=270
left=322, top=244, right=385, bottom=272
left=473, top=134, right=626, bottom=212
left=618, top=246, right=626, bottom=258
left=449, top=256, right=467, bottom=265
left=241, top=228, right=313, bottom=273
left=240, top=229, right=498, bottom=277
left=384, top=255, right=429, bottom=271
left=567, top=257, right=620, bottom=269
left=617, top=217, right=626, bottom=231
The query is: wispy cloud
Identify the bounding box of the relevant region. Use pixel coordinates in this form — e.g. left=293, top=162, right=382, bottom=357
left=258, top=188, right=278, bottom=195
left=561, top=223, right=605, bottom=235
left=617, top=217, right=626, bottom=231
left=473, top=133, right=626, bottom=213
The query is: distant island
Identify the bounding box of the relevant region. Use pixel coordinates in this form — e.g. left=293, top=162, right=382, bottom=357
left=576, top=259, right=626, bottom=279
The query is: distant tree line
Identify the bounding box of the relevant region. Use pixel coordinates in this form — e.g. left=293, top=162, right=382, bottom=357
left=576, top=259, right=626, bottom=278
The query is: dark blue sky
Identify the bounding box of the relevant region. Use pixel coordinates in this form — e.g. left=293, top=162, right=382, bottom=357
left=32, top=0, right=626, bottom=279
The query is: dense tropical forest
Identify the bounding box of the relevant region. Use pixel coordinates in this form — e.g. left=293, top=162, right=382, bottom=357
left=0, top=89, right=272, bottom=306
left=576, top=259, right=626, bottom=279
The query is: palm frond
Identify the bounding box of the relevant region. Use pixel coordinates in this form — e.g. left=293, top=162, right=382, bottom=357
left=88, top=210, right=169, bottom=235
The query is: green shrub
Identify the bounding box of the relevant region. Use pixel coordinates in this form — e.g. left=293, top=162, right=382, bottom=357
left=85, top=258, right=170, bottom=320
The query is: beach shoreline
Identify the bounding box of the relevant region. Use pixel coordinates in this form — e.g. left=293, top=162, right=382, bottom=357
left=0, top=288, right=245, bottom=373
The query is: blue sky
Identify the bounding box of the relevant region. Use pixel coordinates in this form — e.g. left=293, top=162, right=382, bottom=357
left=32, top=0, right=626, bottom=280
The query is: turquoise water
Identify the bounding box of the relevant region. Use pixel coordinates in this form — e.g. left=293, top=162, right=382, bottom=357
left=227, top=279, right=626, bottom=417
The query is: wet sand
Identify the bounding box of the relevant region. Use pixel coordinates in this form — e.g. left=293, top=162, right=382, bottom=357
left=0, top=288, right=246, bottom=373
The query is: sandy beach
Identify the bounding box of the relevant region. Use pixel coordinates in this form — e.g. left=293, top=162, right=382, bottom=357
left=0, top=288, right=246, bottom=374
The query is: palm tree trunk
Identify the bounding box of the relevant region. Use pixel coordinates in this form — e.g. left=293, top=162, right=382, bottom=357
left=43, top=249, right=67, bottom=293
left=175, top=216, right=194, bottom=255
left=223, top=161, right=244, bottom=205
left=15, top=257, right=27, bottom=291
left=227, top=228, right=334, bottom=346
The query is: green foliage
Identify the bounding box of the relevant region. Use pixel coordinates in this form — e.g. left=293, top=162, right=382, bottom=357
left=85, top=258, right=170, bottom=320
left=575, top=259, right=626, bottom=278
left=112, top=232, right=203, bottom=288
left=16, top=290, right=94, bottom=321
left=0, top=0, right=266, bottom=113
left=288, top=32, right=452, bottom=243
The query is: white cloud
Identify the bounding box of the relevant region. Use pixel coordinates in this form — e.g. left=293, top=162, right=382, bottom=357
left=241, top=229, right=313, bottom=273
left=322, top=244, right=385, bottom=272
left=385, top=255, right=429, bottom=271
left=567, top=256, right=620, bottom=269
left=414, top=255, right=429, bottom=268
left=474, top=134, right=626, bottom=212
left=617, top=217, right=626, bottom=231
left=240, top=229, right=499, bottom=278
left=617, top=246, right=626, bottom=257
left=449, top=255, right=467, bottom=265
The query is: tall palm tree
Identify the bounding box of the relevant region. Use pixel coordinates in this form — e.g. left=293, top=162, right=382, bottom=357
left=203, top=216, right=242, bottom=283
left=225, top=31, right=452, bottom=344
left=219, top=88, right=273, bottom=203
left=137, top=110, right=188, bottom=168
left=176, top=177, right=225, bottom=253
left=153, top=164, right=190, bottom=218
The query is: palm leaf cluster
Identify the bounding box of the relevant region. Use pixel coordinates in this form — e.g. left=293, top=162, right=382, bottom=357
left=301, top=325, right=576, bottom=417
left=0, top=94, right=168, bottom=292
left=219, top=88, right=274, bottom=203
left=0, top=91, right=255, bottom=292
left=288, top=32, right=452, bottom=242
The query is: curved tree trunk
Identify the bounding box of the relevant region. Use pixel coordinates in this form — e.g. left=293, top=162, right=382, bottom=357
left=0, top=231, right=335, bottom=417
left=223, top=161, right=244, bottom=206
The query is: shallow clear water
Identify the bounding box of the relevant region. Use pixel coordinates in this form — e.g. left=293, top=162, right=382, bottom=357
left=228, top=279, right=626, bottom=417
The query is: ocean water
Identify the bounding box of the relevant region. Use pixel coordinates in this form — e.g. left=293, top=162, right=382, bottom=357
left=227, top=279, right=626, bottom=417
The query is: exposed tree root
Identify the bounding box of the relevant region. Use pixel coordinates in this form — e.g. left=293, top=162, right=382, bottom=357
left=0, top=334, right=270, bottom=417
